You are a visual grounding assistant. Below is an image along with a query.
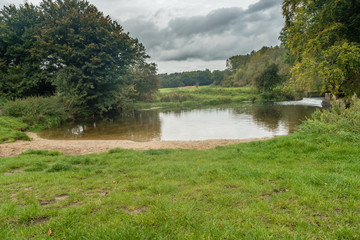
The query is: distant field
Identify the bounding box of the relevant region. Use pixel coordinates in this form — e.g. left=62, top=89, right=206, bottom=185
left=135, top=86, right=259, bottom=110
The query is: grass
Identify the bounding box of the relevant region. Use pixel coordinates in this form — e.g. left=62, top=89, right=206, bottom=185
left=1, top=100, right=360, bottom=239
left=135, top=86, right=294, bottom=111
left=135, top=86, right=259, bottom=110
left=0, top=117, right=29, bottom=143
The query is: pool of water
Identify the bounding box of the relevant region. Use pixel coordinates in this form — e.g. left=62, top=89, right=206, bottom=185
left=38, top=100, right=322, bottom=141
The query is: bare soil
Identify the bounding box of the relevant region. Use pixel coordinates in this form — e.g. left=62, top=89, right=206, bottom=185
left=0, top=132, right=271, bottom=157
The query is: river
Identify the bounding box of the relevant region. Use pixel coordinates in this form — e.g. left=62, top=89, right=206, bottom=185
left=38, top=98, right=323, bottom=141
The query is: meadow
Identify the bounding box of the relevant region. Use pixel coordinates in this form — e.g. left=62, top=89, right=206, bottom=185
left=134, top=86, right=290, bottom=110
left=0, top=98, right=359, bottom=239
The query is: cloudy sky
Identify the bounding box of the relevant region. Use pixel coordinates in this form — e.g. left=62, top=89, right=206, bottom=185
left=0, top=0, right=284, bottom=73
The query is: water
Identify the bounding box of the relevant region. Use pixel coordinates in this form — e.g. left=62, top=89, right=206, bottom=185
left=38, top=100, right=322, bottom=141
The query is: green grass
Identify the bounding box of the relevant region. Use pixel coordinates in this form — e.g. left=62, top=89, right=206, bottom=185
left=1, top=100, right=360, bottom=239
left=135, top=86, right=294, bottom=111
left=135, top=86, right=259, bottom=110
left=0, top=117, right=29, bottom=143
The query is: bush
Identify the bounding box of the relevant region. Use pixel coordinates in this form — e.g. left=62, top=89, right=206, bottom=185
left=2, top=96, right=71, bottom=129
left=297, top=96, right=360, bottom=139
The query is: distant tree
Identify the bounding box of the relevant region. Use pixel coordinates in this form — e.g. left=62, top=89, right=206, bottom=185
left=159, top=69, right=215, bottom=88
left=254, top=64, right=282, bottom=92
left=197, top=69, right=212, bottom=86
left=225, top=46, right=290, bottom=87
left=212, top=70, right=225, bottom=85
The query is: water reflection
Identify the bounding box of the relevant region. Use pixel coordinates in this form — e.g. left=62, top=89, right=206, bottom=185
left=38, top=102, right=320, bottom=141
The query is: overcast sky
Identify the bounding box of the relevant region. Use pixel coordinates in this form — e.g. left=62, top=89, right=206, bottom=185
left=0, top=0, right=284, bottom=73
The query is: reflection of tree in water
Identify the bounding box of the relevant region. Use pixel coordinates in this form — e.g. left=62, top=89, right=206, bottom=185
left=40, top=104, right=318, bottom=140
left=252, top=104, right=283, bottom=131
left=95, top=110, right=162, bottom=141
left=41, top=110, right=162, bottom=141
left=233, top=103, right=317, bottom=132
left=276, top=105, right=316, bottom=133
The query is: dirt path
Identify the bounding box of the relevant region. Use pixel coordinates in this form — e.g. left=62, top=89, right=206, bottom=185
left=0, top=132, right=272, bottom=157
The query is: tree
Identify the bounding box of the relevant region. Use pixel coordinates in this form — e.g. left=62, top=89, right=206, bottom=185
left=0, top=0, right=157, bottom=116
left=38, top=0, right=149, bottom=114
left=0, top=3, right=54, bottom=98
left=131, top=62, right=160, bottom=102
left=281, top=0, right=360, bottom=97
left=224, top=46, right=290, bottom=87
left=254, top=63, right=282, bottom=92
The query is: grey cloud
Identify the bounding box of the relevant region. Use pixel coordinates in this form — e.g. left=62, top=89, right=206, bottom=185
left=121, top=0, right=283, bottom=62
left=247, top=0, right=282, bottom=13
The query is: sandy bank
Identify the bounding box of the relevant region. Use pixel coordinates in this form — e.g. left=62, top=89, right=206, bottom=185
left=0, top=132, right=272, bottom=157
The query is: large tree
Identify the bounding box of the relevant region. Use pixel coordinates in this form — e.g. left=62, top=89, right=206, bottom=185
left=281, top=0, right=360, bottom=97
left=0, top=0, right=158, bottom=115
left=0, top=3, right=54, bottom=98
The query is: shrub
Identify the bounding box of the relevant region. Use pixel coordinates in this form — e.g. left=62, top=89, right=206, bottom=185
left=2, top=96, right=71, bottom=129
left=297, top=96, right=360, bottom=139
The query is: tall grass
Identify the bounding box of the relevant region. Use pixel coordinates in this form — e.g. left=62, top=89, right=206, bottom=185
left=136, top=86, right=295, bottom=110
left=296, top=96, right=360, bottom=140
left=2, top=96, right=70, bottom=130
left=0, top=117, right=29, bottom=143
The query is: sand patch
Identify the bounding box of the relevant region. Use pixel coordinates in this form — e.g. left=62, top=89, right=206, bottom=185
left=0, top=132, right=272, bottom=157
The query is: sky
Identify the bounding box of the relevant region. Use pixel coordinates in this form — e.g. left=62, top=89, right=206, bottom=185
left=0, top=0, right=284, bottom=73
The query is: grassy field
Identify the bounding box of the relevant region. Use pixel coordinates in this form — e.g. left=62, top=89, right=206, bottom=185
left=135, top=86, right=294, bottom=111
left=1, top=100, right=360, bottom=239
left=135, top=86, right=259, bottom=110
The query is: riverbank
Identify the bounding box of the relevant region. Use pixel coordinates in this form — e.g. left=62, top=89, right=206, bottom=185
left=0, top=132, right=271, bottom=157
left=134, top=86, right=292, bottom=110
left=1, top=98, right=359, bottom=239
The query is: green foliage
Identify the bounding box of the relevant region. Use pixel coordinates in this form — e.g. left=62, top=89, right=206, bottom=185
left=0, top=3, right=55, bottom=99
left=225, top=46, right=291, bottom=88
left=159, top=69, right=216, bottom=88
left=131, top=62, right=160, bottom=102
left=281, top=0, right=360, bottom=97
left=254, top=64, right=282, bottom=91
left=297, top=96, right=360, bottom=140
left=2, top=96, right=69, bottom=129
left=0, top=0, right=158, bottom=116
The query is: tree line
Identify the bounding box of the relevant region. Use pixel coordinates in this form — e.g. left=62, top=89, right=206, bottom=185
left=159, top=69, right=221, bottom=88
left=0, top=0, right=159, bottom=116
left=159, top=46, right=290, bottom=95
